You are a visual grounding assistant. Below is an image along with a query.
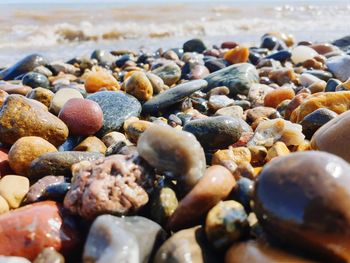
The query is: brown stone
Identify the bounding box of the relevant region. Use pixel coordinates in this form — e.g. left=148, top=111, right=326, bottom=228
left=268, top=68, right=297, bottom=86
left=73, top=136, right=107, bottom=154
left=26, top=87, right=54, bottom=108
left=84, top=69, right=120, bottom=93
left=125, top=71, right=153, bottom=101
left=224, top=46, right=249, bottom=64
left=264, top=87, right=295, bottom=108
left=0, top=82, right=32, bottom=96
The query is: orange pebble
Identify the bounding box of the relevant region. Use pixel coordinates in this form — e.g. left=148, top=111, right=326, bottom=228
left=224, top=46, right=249, bottom=65
left=264, top=87, right=295, bottom=108
left=85, top=70, right=120, bottom=93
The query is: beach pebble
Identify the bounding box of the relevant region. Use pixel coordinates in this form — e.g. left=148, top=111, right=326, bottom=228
left=265, top=141, right=290, bottom=161
left=0, top=175, right=29, bottom=208
left=29, top=151, right=103, bottom=177
left=247, top=83, right=273, bottom=107
left=248, top=145, right=267, bottom=166
left=64, top=155, right=152, bottom=219
left=205, top=200, right=248, bottom=250
left=168, top=165, right=236, bottom=231
left=291, top=45, right=318, bottom=64
left=224, top=46, right=249, bottom=64
left=26, top=87, right=54, bottom=107
left=0, top=195, right=9, bottom=215
left=245, top=106, right=279, bottom=123
left=8, top=136, right=57, bottom=177
left=0, top=201, right=79, bottom=260
left=0, top=90, right=8, bottom=107
left=125, top=120, right=152, bottom=143
left=152, top=62, right=181, bottom=86
left=215, top=105, right=244, bottom=119
left=125, top=71, right=153, bottom=101
left=145, top=72, right=166, bottom=94
left=284, top=93, right=310, bottom=120
left=0, top=148, right=12, bottom=176
left=211, top=149, right=238, bottom=174
left=326, top=55, right=350, bottom=82
left=49, top=88, right=83, bottom=115
left=311, top=110, right=350, bottom=162
left=268, top=68, right=297, bottom=86
left=22, top=72, right=49, bottom=89
left=58, top=98, right=103, bottom=136
left=101, top=131, right=127, bottom=147
left=183, top=116, right=252, bottom=150
left=189, top=64, right=210, bottom=80
left=150, top=186, right=178, bottom=226
left=73, top=136, right=107, bottom=154
left=48, top=61, right=79, bottom=75
left=137, top=124, right=206, bottom=191
left=254, top=151, right=350, bottom=262
left=83, top=215, right=164, bottom=263
left=0, top=257, right=31, bottom=263
left=183, top=38, right=207, bottom=53
left=91, top=49, right=115, bottom=67
left=264, top=87, right=295, bottom=108
left=33, top=247, right=65, bottom=263
left=84, top=69, right=120, bottom=93
left=87, top=91, right=141, bottom=136
left=0, top=82, right=32, bottom=95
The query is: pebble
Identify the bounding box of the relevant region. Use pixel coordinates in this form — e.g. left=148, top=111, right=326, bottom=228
left=29, top=151, right=103, bottom=178
left=142, top=79, right=207, bottom=114
left=84, top=69, right=120, bottom=93
left=183, top=38, right=207, bottom=53
left=125, top=120, right=152, bottom=143
left=224, top=46, right=249, bottom=64
left=49, top=88, right=84, bottom=115
left=91, top=49, right=115, bottom=67
left=58, top=98, right=103, bottom=136
left=265, top=141, right=290, bottom=161
left=211, top=149, right=238, bottom=174
left=73, top=136, right=107, bottom=154
left=208, top=95, right=235, bottom=111
left=0, top=257, right=31, bottom=263
left=0, top=175, right=29, bottom=209
left=152, top=62, right=181, bottom=86
left=0, top=82, right=32, bottom=95
left=264, top=87, right=295, bottom=108
left=0, top=148, right=12, bottom=176
left=215, top=105, right=244, bottom=119
left=247, top=83, right=273, bottom=107
left=0, top=195, right=9, bottom=214
left=26, top=87, right=54, bottom=107
left=167, top=165, right=236, bottom=231
left=87, top=91, right=141, bottom=136
left=8, top=136, right=57, bottom=177
left=268, top=68, right=297, bottom=86
left=248, top=145, right=268, bottom=166
left=22, top=72, right=49, bottom=89
left=124, top=71, right=153, bottom=101
left=145, top=72, right=166, bottom=94
left=254, top=151, right=350, bottom=262
left=83, top=215, right=164, bottom=263
left=189, top=64, right=210, bottom=80
left=0, top=90, right=8, bottom=107
left=48, top=61, right=79, bottom=75
left=101, top=131, right=128, bottom=147
left=183, top=116, right=252, bottom=150
left=291, top=45, right=318, bottom=64
left=33, top=247, right=65, bottom=263
left=151, top=186, right=178, bottom=226
left=245, top=106, right=279, bottom=123
left=326, top=55, right=350, bottom=82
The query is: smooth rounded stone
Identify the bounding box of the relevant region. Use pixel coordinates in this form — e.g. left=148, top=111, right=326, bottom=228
left=101, top=131, right=127, bottom=148
left=29, top=151, right=103, bottom=178
left=311, top=110, right=350, bottom=162
left=189, top=64, right=209, bottom=80
left=224, top=46, right=249, bottom=64
left=33, top=66, right=53, bottom=77
left=333, top=35, right=350, bottom=50
left=154, top=226, right=217, bottom=263
left=0, top=257, right=30, bottom=263
left=84, top=215, right=164, bottom=263
left=208, top=95, right=235, bottom=111
left=0, top=89, right=8, bottom=107
left=291, top=45, right=318, bottom=64
left=152, top=62, right=181, bottom=86
left=0, top=82, right=32, bottom=95
left=49, top=88, right=83, bottom=115
left=231, top=177, right=254, bottom=212
left=58, top=98, right=103, bottom=136
left=205, top=58, right=227, bottom=72
left=125, top=71, right=153, bottom=101
left=26, top=87, right=54, bottom=107
left=125, top=120, right=152, bottom=143
left=183, top=38, right=207, bottom=53
left=205, top=200, right=249, bottom=250
left=285, top=93, right=311, bottom=120
left=225, top=240, right=315, bottom=263
left=265, top=141, right=290, bottom=161
left=0, top=201, right=79, bottom=260
left=151, top=186, right=178, bottom=226
left=211, top=149, right=238, bottom=174
left=8, top=136, right=57, bottom=177
left=48, top=61, right=79, bottom=75
left=24, top=175, right=65, bottom=204
left=326, top=55, right=350, bottom=82
left=137, top=124, right=206, bottom=191
left=247, top=84, right=274, bottom=107
left=249, top=145, right=268, bottom=166
left=58, top=135, right=84, bottom=151
left=142, top=79, right=207, bottom=114
left=87, top=91, right=141, bottom=136
left=264, top=87, right=295, bottom=108
left=308, top=81, right=326, bottom=94
left=145, top=72, right=166, bottom=95
left=254, top=151, right=350, bottom=262
left=260, top=35, right=281, bottom=50
left=0, top=148, right=12, bottom=176
left=0, top=95, right=68, bottom=146
left=203, top=63, right=259, bottom=96
left=300, top=73, right=324, bottom=87
left=303, top=70, right=333, bottom=81
left=84, top=69, right=120, bottom=93
left=64, top=155, right=152, bottom=219
left=91, top=49, right=115, bottom=67
left=42, top=182, right=71, bottom=202
left=300, top=108, right=338, bottom=139
left=0, top=175, right=29, bottom=209
left=290, top=91, right=350, bottom=123
left=268, top=68, right=297, bottom=86
left=266, top=50, right=292, bottom=62
left=0, top=54, right=47, bottom=81
left=248, top=118, right=304, bottom=147
left=73, top=136, right=107, bottom=154
left=215, top=105, right=244, bottom=119
left=206, top=86, right=230, bottom=97
left=168, top=165, right=236, bottom=231
left=0, top=195, right=9, bottom=214
left=183, top=116, right=252, bottom=150
left=22, top=72, right=49, bottom=89
left=33, top=247, right=64, bottom=263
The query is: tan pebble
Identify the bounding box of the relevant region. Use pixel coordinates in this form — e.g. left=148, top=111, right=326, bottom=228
left=268, top=68, right=297, bottom=86
left=231, top=147, right=251, bottom=164
left=296, top=140, right=311, bottom=151
left=224, top=46, right=249, bottom=64
left=0, top=175, right=29, bottom=208
left=0, top=90, right=8, bottom=108
left=26, top=87, right=54, bottom=108
left=85, top=68, right=120, bottom=93
left=248, top=145, right=267, bottom=166
left=73, top=136, right=107, bottom=154
left=233, top=161, right=255, bottom=180
left=125, top=120, right=152, bottom=143
left=49, top=88, right=83, bottom=115
left=125, top=71, right=153, bottom=101
left=101, top=132, right=127, bottom=147
left=308, top=81, right=326, bottom=94
left=123, top=116, right=139, bottom=131
left=264, top=87, right=295, bottom=108
left=211, top=149, right=238, bottom=174
left=266, top=141, right=290, bottom=162
left=0, top=195, right=9, bottom=214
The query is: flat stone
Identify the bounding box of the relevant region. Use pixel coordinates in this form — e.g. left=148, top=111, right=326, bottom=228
left=87, top=91, right=141, bottom=136
left=326, top=55, right=350, bottom=82
left=49, top=88, right=84, bottom=115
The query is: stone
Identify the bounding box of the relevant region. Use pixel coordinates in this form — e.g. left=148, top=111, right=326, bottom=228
left=73, top=136, right=107, bottom=154
left=224, top=46, right=249, bottom=64
left=137, top=124, right=206, bottom=191
left=150, top=186, right=178, bottom=226
left=264, top=87, right=295, bottom=108
left=254, top=151, right=350, bottom=262
left=203, top=63, right=259, bottom=96
left=145, top=72, right=166, bottom=95
left=183, top=38, right=207, bottom=53
left=205, top=200, right=249, bottom=250
left=83, top=215, right=164, bottom=263
left=183, top=116, right=251, bottom=150
left=215, top=105, right=244, bottom=119
left=0, top=54, right=47, bottom=81
left=58, top=98, right=103, bottom=136
left=300, top=108, right=338, bottom=139
left=101, top=132, right=127, bottom=147
left=231, top=177, right=254, bottom=212
left=0, top=82, right=32, bottom=95
left=0, top=195, right=9, bottom=215
left=326, top=55, right=350, bottom=82
left=26, top=87, right=54, bottom=107
left=285, top=93, right=310, bottom=120
left=33, top=247, right=65, bottom=263
left=125, top=120, right=152, bottom=143
left=265, top=50, right=292, bottom=62
left=265, top=141, right=290, bottom=162
left=0, top=148, right=12, bottom=176
left=205, top=59, right=226, bottom=72
left=125, top=71, right=153, bottom=101
left=49, top=88, right=83, bottom=115
left=22, top=72, right=49, bottom=89
left=311, top=110, right=350, bottom=162
left=248, top=84, right=274, bottom=107
left=84, top=69, right=120, bottom=93
left=64, top=155, right=152, bottom=219
left=248, top=145, right=267, bottom=166
left=0, top=90, right=8, bottom=107
left=87, top=91, right=141, bottom=136
left=268, top=68, right=297, bottom=86
left=291, top=45, right=318, bottom=64
left=189, top=64, right=210, bottom=80
left=48, top=61, right=79, bottom=75
left=290, top=91, right=350, bottom=123
left=0, top=257, right=31, bottom=263
left=152, top=62, right=181, bottom=86
left=142, top=79, right=207, bottom=114
left=168, top=165, right=236, bottom=231
left=0, top=175, right=29, bottom=209
left=0, top=95, right=68, bottom=146
left=29, top=151, right=103, bottom=178
left=91, top=50, right=115, bottom=67
left=207, top=95, right=234, bottom=111
left=8, top=136, right=57, bottom=177
left=154, top=226, right=217, bottom=263
left=231, top=147, right=252, bottom=164
left=211, top=149, right=238, bottom=174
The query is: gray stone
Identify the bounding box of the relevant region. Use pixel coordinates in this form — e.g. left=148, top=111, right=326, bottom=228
left=87, top=91, right=141, bottom=136
left=152, top=62, right=181, bottom=86
left=183, top=38, right=207, bottom=53
left=326, top=55, right=350, bottom=82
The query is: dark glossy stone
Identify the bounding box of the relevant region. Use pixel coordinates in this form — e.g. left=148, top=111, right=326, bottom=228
left=203, top=63, right=259, bottom=96
left=43, top=182, right=71, bottom=202
left=183, top=116, right=252, bottom=150
left=332, top=35, right=350, bottom=51
left=91, top=50, right=115, bottom=67
left=115, top=54, right=132, bottom=68
left=29, top=151, right=103, bottom=177
left=254, top=151, right=350, bottom=263
left=266, top=50, right=292, bottom=62
left=58, top=136, right=84, bottom=151
left=325, top=78, right=341, bottom=92
left=183, top=38, right=207, bottom=53
left=248, top=52, right=261, bottom=65
left=303, top=70, right=333, bottom=81
left=260, top=36, right=280, bottom=50
left=142, top=80, right=207, bottom=114
left=231, top=177, right=254, bottom=212
left=0, top=54, right=47, bottom=81
left=87, top=91, right=141, bottom=136
left=205, top=59, right=227, bottom=73
left=22, top=72, right=50, bottom=89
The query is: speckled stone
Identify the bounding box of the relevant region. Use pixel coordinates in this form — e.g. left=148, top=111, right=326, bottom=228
left=142, top=79, right=207, bottom=114
left=26, top=87, right=54, bottom=108
left=87, top=91, right=141, bottom=136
